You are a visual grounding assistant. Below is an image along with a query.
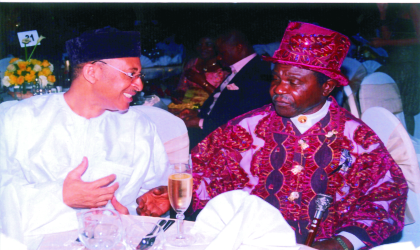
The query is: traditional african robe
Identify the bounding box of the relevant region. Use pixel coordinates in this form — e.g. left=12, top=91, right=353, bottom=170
left=192, top=97, right=407, bottom=248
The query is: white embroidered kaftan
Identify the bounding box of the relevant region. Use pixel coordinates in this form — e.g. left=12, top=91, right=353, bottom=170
left=0, top=93, right=169, bottom=242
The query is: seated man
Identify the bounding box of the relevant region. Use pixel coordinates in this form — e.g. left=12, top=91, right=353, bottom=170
left=181, top=29, right=272, bottom=149
left=191, top=22, right=408, bottom=249
left=0, top=27, right=170, bottom=243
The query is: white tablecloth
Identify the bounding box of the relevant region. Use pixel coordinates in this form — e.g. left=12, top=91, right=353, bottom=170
left=35, top=215, right=315, bottom=250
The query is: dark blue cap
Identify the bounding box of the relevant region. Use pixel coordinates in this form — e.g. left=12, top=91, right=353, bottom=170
left=65, top=26, right=141, bottom=65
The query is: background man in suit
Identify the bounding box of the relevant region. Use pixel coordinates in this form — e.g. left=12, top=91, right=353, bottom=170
left=182, top=30, right=272, bottom=149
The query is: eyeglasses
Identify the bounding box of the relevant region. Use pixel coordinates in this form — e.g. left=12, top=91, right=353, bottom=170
left=92, top=60, right=145, bottom=81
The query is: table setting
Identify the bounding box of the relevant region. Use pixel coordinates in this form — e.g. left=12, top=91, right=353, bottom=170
left=5, top=161, right=418, bottom=250
left=35, top=195, right=313, bottom=250
left=21, top=163, right=315, bottom=250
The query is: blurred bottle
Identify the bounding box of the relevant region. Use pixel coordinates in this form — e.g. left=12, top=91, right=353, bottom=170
left=62, top=57, right=71, bottom=89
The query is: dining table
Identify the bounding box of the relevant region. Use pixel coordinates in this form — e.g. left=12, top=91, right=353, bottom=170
left=33, top=214, right=317, bottom=250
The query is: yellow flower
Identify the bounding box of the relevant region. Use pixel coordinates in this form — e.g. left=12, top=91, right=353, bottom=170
left=17, top=70, right=22, bottom=75
left=30, top=70, right=36, bottom=75
left=4, top=71, right=12, bottom=76
left=38, top=71, right=45, bottom=76
left=41, top=60, right=50, bottom=67
left=25, top=73, right=36, bottom=83
left=42, top=67, right=52, bottom=76
left=26, top=66, right=32, bottom=71
left=17, top=61, right=28, bottom=71
left=47, top=75, right=56, bottom=83
left=31, top=59, right=41, bottom=65
left=17, top=76, right=25, bottom=85
left=9, top=75, right=17, bottom=84
left=9, top=58, right=19, bottom=64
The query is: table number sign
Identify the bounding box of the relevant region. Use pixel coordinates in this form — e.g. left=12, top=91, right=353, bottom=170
left=17, top=30, right=41, bottom=48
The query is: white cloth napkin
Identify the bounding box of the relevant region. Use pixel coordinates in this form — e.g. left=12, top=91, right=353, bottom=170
left=1, top=233, right=28, bottom=250
left=190, top=190, right=300, bottom=250
left=371, top=241, right=420, bottom=250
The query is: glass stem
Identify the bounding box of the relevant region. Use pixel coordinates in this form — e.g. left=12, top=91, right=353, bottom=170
left=175, top=212, right=185, bottom=239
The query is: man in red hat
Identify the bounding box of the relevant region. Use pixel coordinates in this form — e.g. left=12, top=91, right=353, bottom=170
left=191, top=22, right=407, bottom=249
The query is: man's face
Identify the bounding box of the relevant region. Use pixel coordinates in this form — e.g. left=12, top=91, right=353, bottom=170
left=270, top=64, right=331, bottom=118
left=95, top=57, right=143, bottom=112
left=216, top=40, right=240, bottom=67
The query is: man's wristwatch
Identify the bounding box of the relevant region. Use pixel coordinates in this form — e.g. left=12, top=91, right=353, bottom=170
left=334, top=236, right=350, bottom=250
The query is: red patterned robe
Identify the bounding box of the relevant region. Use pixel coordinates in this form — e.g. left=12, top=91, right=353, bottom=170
left=191, top=98, right=407, bottom=248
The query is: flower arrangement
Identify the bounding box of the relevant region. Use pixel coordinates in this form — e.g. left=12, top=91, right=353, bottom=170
left=1, top=36, right=56, bottom=94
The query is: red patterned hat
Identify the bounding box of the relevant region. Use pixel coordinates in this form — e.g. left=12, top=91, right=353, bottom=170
left=264, top=22, right=350, bottom=86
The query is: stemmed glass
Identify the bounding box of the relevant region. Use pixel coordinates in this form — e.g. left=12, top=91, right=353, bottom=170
left=166, top=163, right=195, bottom=246
left=77, top=208, right=123, bottom=249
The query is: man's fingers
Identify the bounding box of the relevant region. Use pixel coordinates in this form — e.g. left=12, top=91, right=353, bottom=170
left=91, top=174, right=117, bottom=188
left=68, top=157, right=88, bottom=179
left=142, top=210, right=151, bottom=216
left=137, top=197, right=145, bottom=208
left=136, top=205, right=147, bottom=215
left=152, top=186, right=167, bottom=195
left=97, top=192, right=115, bottom=202
left=111, top=197, right=129, bottom=215
left=95, top=201, right=109, bottom=207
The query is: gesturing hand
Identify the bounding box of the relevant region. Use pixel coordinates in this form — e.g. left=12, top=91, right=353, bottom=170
left=111, top=196, right=129, bottom=215
left=63, top=157, right=119, bottom=208
left=136, top=186, right=170, bottom=217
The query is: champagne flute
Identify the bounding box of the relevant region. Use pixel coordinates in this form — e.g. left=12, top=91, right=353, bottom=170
left=166, top=163, right=195, bottom=246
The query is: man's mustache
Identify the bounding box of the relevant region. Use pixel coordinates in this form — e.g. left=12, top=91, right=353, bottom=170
left=272, top=94, right=292, bottom=103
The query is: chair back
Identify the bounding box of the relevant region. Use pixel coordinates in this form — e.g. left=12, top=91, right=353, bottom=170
left=135, top=106, right=189, bottom=165
left=343, top=85, right=360, bottom=118
left=359, top=72, right=402, bottom=114
left=362, top=107, right=420, bottom=229
left=359, top=72, right=406, bottom=128
left=362, top=60, right=382, bottom=75
left=341, top=57, right=368, bottom=94
left=340, top=58, right=367, bottom=118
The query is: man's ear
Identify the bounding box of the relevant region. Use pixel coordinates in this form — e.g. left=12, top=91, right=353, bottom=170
left=82, top=63, right=98, bottom=84
left=322, top=79, right=338, bottom=97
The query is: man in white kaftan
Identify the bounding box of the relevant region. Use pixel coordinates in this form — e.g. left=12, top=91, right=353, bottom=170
left=0, top=94, right=169, bottom=238
left=0, top=27, right=172, bottom=245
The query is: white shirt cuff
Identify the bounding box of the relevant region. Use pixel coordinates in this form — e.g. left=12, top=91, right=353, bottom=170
left=338, top=231, right=366, bottom=250
left=199, top=119, right=204, bottom=129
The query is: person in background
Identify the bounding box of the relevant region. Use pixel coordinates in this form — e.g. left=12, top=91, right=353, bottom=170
left=191, top=22, right=407, bottom=249
left=181, top=29, right=272, bottom=149
left=173, top=34, right=229, bottom=104
left=370, top=3, right=420, bottom=135
left=0, top=27, right=171, bottom=244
